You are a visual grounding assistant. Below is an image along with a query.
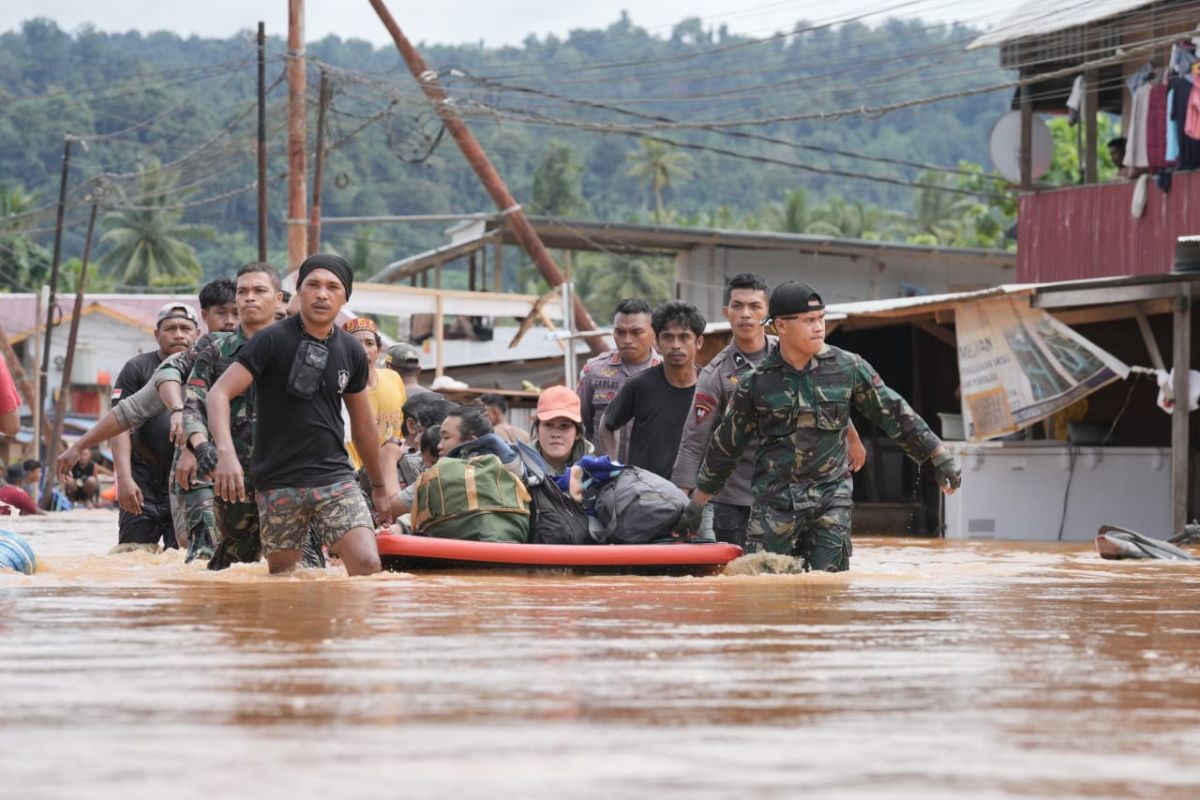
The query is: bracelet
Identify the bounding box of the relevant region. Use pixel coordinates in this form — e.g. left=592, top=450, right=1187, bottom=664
left=170, top=407, right=184, bottom=413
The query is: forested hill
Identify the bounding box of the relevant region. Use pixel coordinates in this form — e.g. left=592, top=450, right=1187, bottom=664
left=0, top=15, right=1014, bottom=292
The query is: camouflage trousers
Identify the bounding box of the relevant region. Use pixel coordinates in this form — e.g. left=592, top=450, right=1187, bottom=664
left=255, top=480, right=373, bottom=556
left=169, top=484, right=219, bottom=563
left=747, top=481, right=853, bottom=572
left=207, top=495, right=327, bottom=571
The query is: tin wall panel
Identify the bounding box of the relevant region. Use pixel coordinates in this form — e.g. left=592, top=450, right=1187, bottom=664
left=1017, top=170, right=1200, bottom=283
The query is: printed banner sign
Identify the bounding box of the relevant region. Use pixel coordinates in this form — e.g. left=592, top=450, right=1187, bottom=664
left=956, top=296, right=1129, bottom=440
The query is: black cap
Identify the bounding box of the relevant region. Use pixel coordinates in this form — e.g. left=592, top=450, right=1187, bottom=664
left=768, top=281, right=824, bottom=320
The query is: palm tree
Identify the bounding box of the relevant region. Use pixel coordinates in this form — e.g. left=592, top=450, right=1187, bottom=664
left=98, top=166, right=212, bottom=290
left=582, top=255, right=673, bottom=320
left=767, top=188, right=813, bottom=234
left=0, top=183, right=51, bottom=291
left=626, top=140, right=692, bottom=223
left=910, top=171, right=976, bottom=245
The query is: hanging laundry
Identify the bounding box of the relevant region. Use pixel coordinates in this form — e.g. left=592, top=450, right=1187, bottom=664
left=1147, top=84, right=1169, bottom=169
left=1123, top=82, right=1153, bottom=169
left=1125, top=62, right=1154, bottom=95
left=1170, top=41, right=1198, bottom=76
left=1187, top=74, right=1200, bottom=139
left=1066, top=75, right=1084, bottom=125
left=1170, top=76, right=1200, bottom=170
left=1167, top=85, right=1180, bottom=163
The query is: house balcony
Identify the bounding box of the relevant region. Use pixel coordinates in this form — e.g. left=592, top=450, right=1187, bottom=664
left=1017, top=170, right=1200, bottom=283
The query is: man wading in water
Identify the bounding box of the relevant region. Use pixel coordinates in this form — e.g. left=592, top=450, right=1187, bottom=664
left=679, top=282, right=961, bottom=572
left=206, top=254, right=392, bottom=576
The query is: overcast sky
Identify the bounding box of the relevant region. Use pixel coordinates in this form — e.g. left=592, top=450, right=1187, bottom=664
left=2, top=0, right=1023, bottom=47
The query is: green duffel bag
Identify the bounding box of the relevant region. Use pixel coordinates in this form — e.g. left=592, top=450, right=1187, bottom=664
left=411, top=454, right=531, bottom=543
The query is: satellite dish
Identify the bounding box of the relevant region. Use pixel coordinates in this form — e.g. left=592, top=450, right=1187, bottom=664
left=989, top=110, right=1053, bottom=183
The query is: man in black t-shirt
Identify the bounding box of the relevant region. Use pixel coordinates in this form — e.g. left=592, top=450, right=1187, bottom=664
left=601, top=301, right=706, bottom=479
left=207, top=254, right=393, bottom=576
left=111, top=303, right=200, bottom=550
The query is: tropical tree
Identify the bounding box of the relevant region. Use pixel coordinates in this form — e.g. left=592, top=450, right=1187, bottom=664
left=908, top=171, right=976, bottom=245
left=625, top=139, right=692, bottom=222
left=0, top=183, right=51, bottom=291
left=807, top=197, right=898, bottom=240
left=97, top=165, right=212, bottom=290
left=531, top=141, right=587, bottom=217
left=578, top=254, right=673, bottom=320
left=767, top=188, right=814, bottom=234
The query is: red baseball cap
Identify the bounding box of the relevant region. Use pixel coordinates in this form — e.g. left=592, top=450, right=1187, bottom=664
left=536, top=385, right=582, bottom=423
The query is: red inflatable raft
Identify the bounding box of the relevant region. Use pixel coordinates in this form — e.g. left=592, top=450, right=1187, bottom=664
left=376, top=532, right=742, bottom=575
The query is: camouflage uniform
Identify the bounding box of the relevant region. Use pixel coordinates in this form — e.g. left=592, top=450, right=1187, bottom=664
left=671, top=338, right=773, bottom=547
left=151, top=341, right=217, bottom=561
left=576, top=350, right=660, bottom=463
left=181, top=328, right=264, bottom=568
left=696, top=344, right=943, bottom=571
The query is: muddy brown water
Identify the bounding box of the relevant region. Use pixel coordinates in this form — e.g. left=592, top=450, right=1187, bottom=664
left=1, top=509, right=1198, bottom=799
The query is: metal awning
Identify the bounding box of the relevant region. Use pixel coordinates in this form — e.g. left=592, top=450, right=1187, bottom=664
left=968, top=0, right=1151, bottom=50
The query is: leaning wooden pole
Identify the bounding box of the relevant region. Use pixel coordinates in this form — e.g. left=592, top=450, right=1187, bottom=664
left=39, top=135, right=73, bottom=461
left=42, top=203, right=97, bottom=509
left=365, top=0, right=607, bottom=354
left=308, top=68, right=331, bottom=256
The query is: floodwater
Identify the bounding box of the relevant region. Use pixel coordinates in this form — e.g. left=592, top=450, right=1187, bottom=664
left=1, top=511, right=1199, bottom=800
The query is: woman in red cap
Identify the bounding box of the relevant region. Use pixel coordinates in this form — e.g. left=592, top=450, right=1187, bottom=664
left=531, top=385, right=592, bottom=476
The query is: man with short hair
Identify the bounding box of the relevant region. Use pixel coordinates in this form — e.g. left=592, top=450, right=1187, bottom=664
left=601, top=300, right=705, bottom=480
left=0, top=465, right=45, bottom=516
left=479, top=393, right=530, bottom=445
left=383, top=343, right=434, bottom=398
left=20, top=459, right=41, bottom=504
left=672, top=273, right=867, bottom=547
left=111, top=302, right=200, bottom=551
left=177, top=263, right=290, bottom=568
left=679, top=282, right=961, bottom=572
left=577, top=298, right=661, bottom=462
left=208, top=253, right=391, bottom=576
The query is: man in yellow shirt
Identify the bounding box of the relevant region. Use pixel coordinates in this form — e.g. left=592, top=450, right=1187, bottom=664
left=343, top=317, right=407, bottom=469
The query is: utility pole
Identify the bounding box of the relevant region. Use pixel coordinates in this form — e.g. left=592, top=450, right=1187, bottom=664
left=257, top=21, right=268, bottom=262
left=308, top=69, right=331, bottom=256
left=42, top=203, right=97, bottom=509
left=366, top=0, right=606, bottom=354
left=38, top=134, right=74, bottom=462
left=286, top=0, right=308, bottom=269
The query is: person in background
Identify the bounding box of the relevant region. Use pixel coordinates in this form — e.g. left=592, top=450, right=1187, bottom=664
left=343, top=317, right=407, bottom=470
left=577, top=298, right=660, bottom=461
left=390, top=424, right=443, bottom=518
left=679, top=282, right=961, bottom=573
left=601, top=300, right=705, bottom=480
left=672, top=273, right=867, bottom=547
left=383, top=343, right=435, bottom=398
left=69, top=446, right=103, bottom=508
left=1108, top=137, right=1128, bottom=176
left=111, top=302, right=200, bottom=552
left=207, top=254, right=390, bottom=576
left=20, top=459, right=41, bottom=504
left=530, top=386, right=591, bottom=476
left=480, top=393, right=530, bottom=445
left=0, top=465, right=45, bottom=516
left=274, top=290, right=291, bottom=322
left=0, top=356, right=20, bottom=437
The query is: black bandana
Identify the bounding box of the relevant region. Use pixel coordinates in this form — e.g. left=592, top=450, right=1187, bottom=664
left=297, top=253, right=353, bottom=299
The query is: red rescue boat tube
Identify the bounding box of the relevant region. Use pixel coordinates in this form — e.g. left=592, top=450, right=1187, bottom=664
left=376, top=532, right=743, bottom=576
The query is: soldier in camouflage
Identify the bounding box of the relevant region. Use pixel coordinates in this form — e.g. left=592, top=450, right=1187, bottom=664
left=177, top=262, right=305, bottom=569
left=679, top=281, right=961, bottom=572
left=672, top=273, right=867, bottom=547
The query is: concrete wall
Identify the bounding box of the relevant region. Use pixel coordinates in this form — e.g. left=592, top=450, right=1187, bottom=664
left=25, top=314, right=158, bottom=397
left=677, top=245, right=1015, bottom=321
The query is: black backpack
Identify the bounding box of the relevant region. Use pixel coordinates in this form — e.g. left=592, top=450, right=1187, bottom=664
left=514, top=442, right=591, bottom=545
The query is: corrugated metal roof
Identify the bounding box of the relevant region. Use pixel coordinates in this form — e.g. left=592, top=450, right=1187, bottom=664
left=968, top=0, right=1150, bottom=50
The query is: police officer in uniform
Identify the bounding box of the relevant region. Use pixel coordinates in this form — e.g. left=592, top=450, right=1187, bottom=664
left=576, top=298, right=660, bottom=462
left=678, top=282, right=961, bottom=572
